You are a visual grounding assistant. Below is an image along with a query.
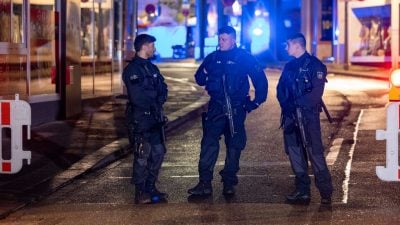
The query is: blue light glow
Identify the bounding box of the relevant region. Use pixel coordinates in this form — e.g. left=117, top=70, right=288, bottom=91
left=147, top=26, right=187, bottom=58
left=249, top=17, right=270, bottom=54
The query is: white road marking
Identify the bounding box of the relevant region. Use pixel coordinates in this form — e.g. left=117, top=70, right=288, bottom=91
left=170, top=174, right=271, bottom=178
left=161, top=161, right=290, bottom=167
left=164, top=76, right=197, bottom=91
left=342, top=110, right=364, bottom=204
left=164, top=76, right=189, bottom=82
left=326, top=138, right=344, bottom=165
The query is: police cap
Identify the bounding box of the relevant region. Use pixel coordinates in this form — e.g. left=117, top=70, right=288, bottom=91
left=134, top=34, right=156, bottom=52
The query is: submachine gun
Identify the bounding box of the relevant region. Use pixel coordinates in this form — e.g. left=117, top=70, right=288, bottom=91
left=291, top=60, right=333, bottom=150
left=158, top=106, right=167, bottom=153
left=222, top=73, right=236, bottom=137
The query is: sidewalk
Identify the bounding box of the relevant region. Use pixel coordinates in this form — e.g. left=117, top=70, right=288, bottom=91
left=326, top=63, right=390, bottom=80
left=0, top=60, right=390, bottom=219
left=0, top=77, right=208, bottom=219
left=156, top=59, right=391, bottom=80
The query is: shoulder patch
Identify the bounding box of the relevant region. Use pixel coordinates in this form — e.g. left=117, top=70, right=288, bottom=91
left=317, top=71, right=324, bottom=79
left=130, top=74, right=139, bottom=80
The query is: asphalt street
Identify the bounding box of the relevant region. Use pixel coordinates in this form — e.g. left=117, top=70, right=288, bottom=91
left=0, top=70, right=396, bottom=224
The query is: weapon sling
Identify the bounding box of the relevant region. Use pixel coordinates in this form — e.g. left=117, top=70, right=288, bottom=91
left=143, top=65, right=167, bottom=152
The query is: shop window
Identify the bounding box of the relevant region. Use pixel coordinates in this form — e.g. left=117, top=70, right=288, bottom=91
left=0, top=0, right=27, bottom=100
left=12, top=1, right=24, bottom=44
left=0, top=0, right=25, bottom=45
left=81, top=0, right=114, bottom=97
left=81, top=1, right=112, bottom=59
left=0, top=55, right=27, bottom=99
left=0, top=0, right=11, bottom=42
left=29, top=3, right=56, bottom=95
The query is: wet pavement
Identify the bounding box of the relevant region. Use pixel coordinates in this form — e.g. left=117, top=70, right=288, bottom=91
left=0, top=61, right=391, bottom=219
left=0, top=74, right=208, bottom=219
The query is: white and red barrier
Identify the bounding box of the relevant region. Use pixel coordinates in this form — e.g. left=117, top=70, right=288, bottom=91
left=0, top=94, right=31, bottom=174
left=376, top=101, right=400, bottom=181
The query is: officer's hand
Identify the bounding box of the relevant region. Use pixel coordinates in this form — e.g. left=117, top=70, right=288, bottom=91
left=245, top=100, right=259, bottom=113
left=203, top=67, right=208, bottom=74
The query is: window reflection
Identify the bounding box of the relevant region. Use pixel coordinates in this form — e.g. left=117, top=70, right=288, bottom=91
left=30, top=3, right=56, bottom=95
left=0, top=0, right=11, bottom=42
left=81, top=0, right=113, bottom=97
left=12, top=1, right=24, bottom=43
left=0, top=55, right=27, bottom=99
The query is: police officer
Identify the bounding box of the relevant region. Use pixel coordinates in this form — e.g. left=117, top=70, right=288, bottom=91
left=188, top=26, right=268, bottom=196
left=276, top=33, right=333, bottom=205
left=122, top=34, right=168, bottom=204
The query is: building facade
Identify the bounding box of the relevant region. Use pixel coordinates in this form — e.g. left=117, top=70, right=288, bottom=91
left=1, top=0, right=397, bottom=125
left=0, top=0, right=124, bottom=125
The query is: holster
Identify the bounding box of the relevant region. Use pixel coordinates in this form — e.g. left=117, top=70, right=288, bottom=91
left=133, top=135, right=145, bottom=157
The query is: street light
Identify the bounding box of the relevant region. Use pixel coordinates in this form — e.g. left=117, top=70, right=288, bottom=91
left=389, top=69, right=400, bottom=101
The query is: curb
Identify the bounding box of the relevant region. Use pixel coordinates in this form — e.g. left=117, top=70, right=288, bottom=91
left=0, top=90, right=208, bottom=220
left=327, top=68, right=389, bottom=80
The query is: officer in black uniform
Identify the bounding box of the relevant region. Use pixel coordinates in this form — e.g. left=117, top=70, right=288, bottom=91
left=122, top=34, right=168, bottom=204
left=276, top=33, right=333, bottom=205
left=188, top=26, right=268, bottom=196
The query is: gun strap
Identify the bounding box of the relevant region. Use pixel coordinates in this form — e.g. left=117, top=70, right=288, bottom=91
left=301, top=57, right=311, bottom=72
left=321, top=100, right=333, bottom=123
left=302, top=56, right=332, bottom=123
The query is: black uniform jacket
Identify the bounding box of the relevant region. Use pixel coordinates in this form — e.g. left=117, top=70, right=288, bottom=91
left=277, top=52, right=327, bottom=112
left=122, top=56, right=168, bottom=131
left=195, top=47, right=268, bottom=106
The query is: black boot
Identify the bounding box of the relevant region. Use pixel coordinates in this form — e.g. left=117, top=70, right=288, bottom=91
left=188, top=181, right=212, bottom=196
left=147, top=185, right=168, bottom=202
left=135, top=185, right=151, bottom=204
left=321, top=196, right=332, bottom=205
left=286, top=191, right=311, bottom=205
left=222, top=184, right=235, bottom=196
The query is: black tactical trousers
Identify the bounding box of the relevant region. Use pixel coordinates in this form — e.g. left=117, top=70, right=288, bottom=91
left=198, top=101, right=247, bottom=186
left=283, top=112, right=333, bottom=198
left=130, top=129, right=165, bottom=191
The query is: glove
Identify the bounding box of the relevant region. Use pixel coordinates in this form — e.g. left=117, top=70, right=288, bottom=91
left=245, top=99, right=259, bottom=113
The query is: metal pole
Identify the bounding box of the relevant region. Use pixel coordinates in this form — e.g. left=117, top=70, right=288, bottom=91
left=391, top=0, right=399, bottom=69
left=91, top=0, right=95, bottom=95
left=311, top=0, right=318, bottom=56
left=197, top=0, right=207, bottom=60
left=59, top=0, right=67, bottom=119
left=344, top=1, right=349, bottom=69
left=332, top=0, right=339, bottom=63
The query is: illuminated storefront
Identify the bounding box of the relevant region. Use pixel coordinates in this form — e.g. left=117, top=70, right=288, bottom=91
left=81, top=0, right=123, bottom=97
left=134, top=0, right=298, bottom=61
left=347, top=0, right=391, bottom=65
left=0, top=0, right=123, bottom=124
left=334, top=0, right=399, bottom=67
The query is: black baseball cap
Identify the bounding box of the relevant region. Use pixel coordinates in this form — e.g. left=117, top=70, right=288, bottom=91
left=134, top=34, right=156, bottom=52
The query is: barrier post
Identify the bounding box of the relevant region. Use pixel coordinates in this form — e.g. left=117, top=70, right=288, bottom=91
left=376, top=102, right=400, bottom=181
left=376, top=69, right=400, bottom=181
left=0, top=94, right=31, bottom=174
